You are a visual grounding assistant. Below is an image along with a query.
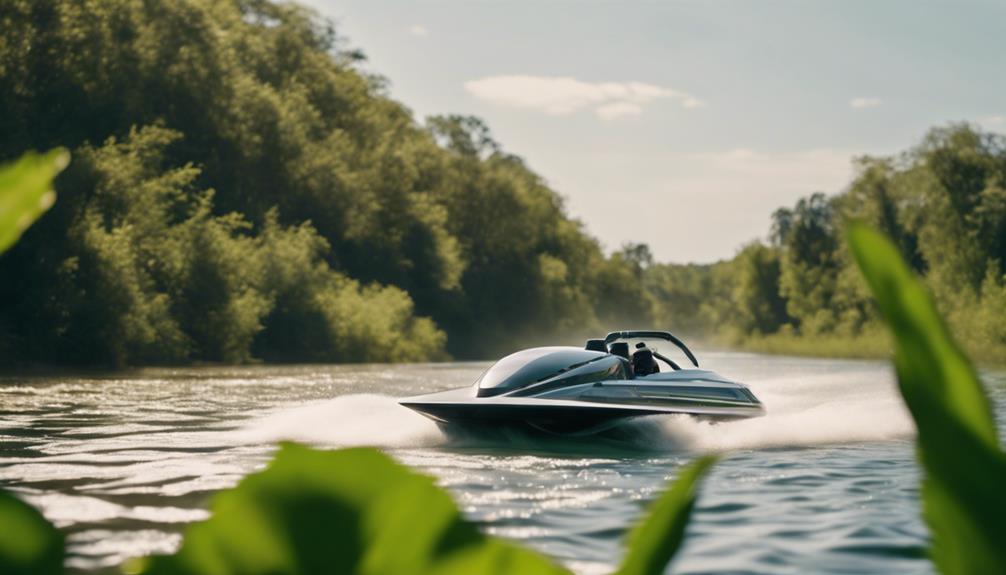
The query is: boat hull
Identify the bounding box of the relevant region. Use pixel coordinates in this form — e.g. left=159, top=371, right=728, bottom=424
left=399, top=387, right=763, bottom=436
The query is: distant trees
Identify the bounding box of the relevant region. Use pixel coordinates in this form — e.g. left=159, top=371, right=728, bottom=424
left=645, top=123, right=1005, bottom=362
left=773, top=192, right=841, bottom=335
left=730, top=243, right=789, bottom=335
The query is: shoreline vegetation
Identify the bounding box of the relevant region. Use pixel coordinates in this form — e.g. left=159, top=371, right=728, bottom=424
left=730, top=332, right=1004, bottom=366
left=1, top=0, right=1004, bottom=368
left=724, top=332, right=894, bottom=361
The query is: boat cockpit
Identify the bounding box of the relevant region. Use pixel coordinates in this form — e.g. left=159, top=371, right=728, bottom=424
left=587, top=330, right=697, bottom=378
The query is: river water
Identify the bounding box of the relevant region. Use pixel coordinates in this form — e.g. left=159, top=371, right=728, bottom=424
left=1, top=351, right=1003, bottom=574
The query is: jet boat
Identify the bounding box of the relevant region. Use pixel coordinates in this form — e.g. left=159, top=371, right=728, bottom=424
left=399, top=330, right=765, bottom=435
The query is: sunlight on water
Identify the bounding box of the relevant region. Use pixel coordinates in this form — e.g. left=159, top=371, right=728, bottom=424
left=2, top=354, right=998, bottom=574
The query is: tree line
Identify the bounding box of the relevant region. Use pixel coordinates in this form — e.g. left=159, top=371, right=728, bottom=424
left=646, top=124, right=1006, bottom=363
left=0, top=0, right=654, bottom=365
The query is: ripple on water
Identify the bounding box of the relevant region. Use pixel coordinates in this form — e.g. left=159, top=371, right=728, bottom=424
left=2, top=357, right=999, bottom=574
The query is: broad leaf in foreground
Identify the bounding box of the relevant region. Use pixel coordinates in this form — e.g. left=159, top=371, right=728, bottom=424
left=0, top=489, right=64, bottom=575
left=847, top=223, right=1006, bottom=575
left=137, top=443, right=570, bottom=575
left=616, top=456, right=717, bottom=575
left=0, top=148, right=69, bottom=254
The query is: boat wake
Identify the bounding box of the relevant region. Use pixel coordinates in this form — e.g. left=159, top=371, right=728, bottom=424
left=237, top=367, right=915, bottom=453
left=641, top=366, right=915, bottom=451
left=236, top=394, right=446, bottom=449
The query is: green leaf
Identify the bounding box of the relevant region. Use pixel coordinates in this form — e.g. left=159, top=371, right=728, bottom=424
left=847, top=222, right=1006, bottom=575
left=616, top=456, right=716, bottom=575
left=0, top=148, right=69, bottom=254
left=428, top=539, right=571, bottom=575
left=0, top=489, right=64, bottom=575
left=137, top=443, right=570, bottom=575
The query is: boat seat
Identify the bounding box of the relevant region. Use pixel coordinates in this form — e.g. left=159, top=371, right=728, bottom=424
left=632, top=348, right=660, bottom=376
left=609, top=342, right=630, bottom=360
left=584, top=339, right=607, bottom=353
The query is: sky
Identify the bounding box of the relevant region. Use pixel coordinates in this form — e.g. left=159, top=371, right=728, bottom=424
left=299, top=0, right=1006, bottom=263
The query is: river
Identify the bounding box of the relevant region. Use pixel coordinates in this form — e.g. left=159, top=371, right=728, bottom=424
left=2, top=351, right=1004, bottom=574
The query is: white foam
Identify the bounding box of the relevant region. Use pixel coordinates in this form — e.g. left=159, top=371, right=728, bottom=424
left=236, top=394, right=446, bottom=448
left=639, top=368, right=916, bottom=451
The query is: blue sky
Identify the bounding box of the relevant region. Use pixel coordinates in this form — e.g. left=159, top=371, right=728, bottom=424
left=300, top=0, right=1006, bottom=263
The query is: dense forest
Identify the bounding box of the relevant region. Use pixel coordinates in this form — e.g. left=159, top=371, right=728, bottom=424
left=0, top=0, right=1002, bottom=366
left=0, top=0, right=655, bottom=365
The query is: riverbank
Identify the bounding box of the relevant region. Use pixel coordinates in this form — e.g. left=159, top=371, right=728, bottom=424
left=717, top=328, right=1004, bottom=367
left=725, top=331, right=892, bottom=361
left=0, top=323, right=999, bottom=371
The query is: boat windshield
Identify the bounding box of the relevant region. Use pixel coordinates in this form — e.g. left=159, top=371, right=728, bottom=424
left=476, top=347, right=604, bottom=397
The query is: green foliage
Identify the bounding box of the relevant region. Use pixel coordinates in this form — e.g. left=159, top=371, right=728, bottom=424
left=729, top=243, right=789, bottom=335
left=58, top=127, right=197, bottom=364
left=0, top=490, right=64, bottom=575
left=774, top=193, right=841, bottom=335
left=847, top=223, right=1006, bottom=574
left=643, top=261, right=722, bottom=338
left=0, top=0, right=657, bottom=364
left=0, top=127, right=446, bottom=366
left=593, top=245, right=657, bottom=329
left=730, top=329, right=890, bottom=359
left=616, top=456, right=716, bottom=575
left=647, top=124, right=1006, bottom=364
left=0, top=148, right=68, bottom=254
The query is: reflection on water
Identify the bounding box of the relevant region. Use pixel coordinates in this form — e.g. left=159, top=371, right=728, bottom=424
left=1, top=353, right=1002, bottom=573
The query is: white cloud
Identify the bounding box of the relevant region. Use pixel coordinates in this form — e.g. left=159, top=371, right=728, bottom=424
left=408, top=24, right=429, bottom=37
left=849, top=97, right=882, bottom=109
left=681, top=96, right=706, bottom=109
left=464, top=75, right=703, bottom=119
left=595, top=102, right=643, bottom=120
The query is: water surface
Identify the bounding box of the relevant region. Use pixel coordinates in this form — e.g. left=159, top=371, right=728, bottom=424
left=2, top=352, right=1003, bottom=573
